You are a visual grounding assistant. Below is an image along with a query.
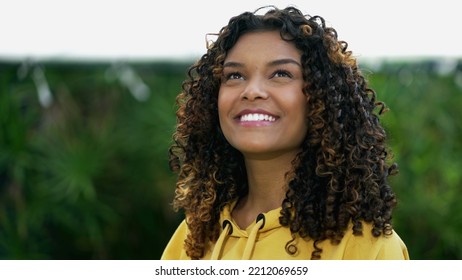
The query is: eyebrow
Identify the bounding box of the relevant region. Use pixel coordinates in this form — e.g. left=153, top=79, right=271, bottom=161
left=223, top=58, right=301, bottom=68
left=268, top=58, right=302, bottom=68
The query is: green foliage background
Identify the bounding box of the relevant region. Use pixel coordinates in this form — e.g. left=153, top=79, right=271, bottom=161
left=0, top=59, right=461, bottom=259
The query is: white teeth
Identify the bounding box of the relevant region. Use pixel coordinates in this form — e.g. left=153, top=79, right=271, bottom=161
left=240, top=113, right=276, bottom=122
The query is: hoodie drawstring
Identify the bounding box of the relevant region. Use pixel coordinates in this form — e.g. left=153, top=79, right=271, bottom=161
left=211, top=220, right=233, bottom=260
left=242, top=213, right=265, bottom=260
left=211, top=214, right=266, bottom=260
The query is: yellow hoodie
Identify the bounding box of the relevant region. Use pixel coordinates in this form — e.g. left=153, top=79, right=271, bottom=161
left=161, top=202, right=409, bottom=260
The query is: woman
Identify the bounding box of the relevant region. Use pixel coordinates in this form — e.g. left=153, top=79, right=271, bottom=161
left=162, top=5, right=409, bottom=260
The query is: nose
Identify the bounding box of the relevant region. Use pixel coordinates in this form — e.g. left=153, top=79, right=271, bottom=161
left=240, top=77, right=269, bottom=101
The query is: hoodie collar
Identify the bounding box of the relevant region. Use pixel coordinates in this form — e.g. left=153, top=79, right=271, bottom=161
left=220, top=200, right=283, bottom=236
left=211, top=200, right=283, bottom=259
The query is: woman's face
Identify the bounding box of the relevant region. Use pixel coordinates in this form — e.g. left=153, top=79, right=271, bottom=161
left=218, top=30, right=308, bottom=159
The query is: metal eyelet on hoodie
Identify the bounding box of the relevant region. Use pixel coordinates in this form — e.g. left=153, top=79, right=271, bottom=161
left=256, top=213, right=266, bottom=230
left=222, top=220, right=233, bottom=235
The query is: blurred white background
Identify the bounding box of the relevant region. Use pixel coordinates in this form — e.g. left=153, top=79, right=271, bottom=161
left=0, top=0, right=460, bottom=61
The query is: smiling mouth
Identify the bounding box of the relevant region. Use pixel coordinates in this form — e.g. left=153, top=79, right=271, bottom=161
left=239, top=113, right=277, bottom=122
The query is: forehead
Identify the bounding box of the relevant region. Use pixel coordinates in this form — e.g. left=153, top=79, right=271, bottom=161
left=224, top=30, right=301, bottom=62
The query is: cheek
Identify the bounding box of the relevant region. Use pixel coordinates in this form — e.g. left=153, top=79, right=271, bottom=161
left=217, top=90, right=231, bottom=128
left=289, top=91, right=309, bottom=118
left=293, top=95, right=309, bottom=133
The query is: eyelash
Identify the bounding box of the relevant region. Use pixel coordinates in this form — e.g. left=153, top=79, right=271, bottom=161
left=225, top=72, right=243, bottom=80
left=223, top=69, right=293, bottom=80
left=272, top=69, right=292, bottom=78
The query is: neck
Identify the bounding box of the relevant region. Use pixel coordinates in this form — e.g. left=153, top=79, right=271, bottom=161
left=245, top=159, right=288, bottom=208
left=232, top=151, right=298, bottom=228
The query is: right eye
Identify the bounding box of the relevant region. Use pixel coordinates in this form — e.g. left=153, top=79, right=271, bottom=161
left=224, top=72, right=244, bottom=80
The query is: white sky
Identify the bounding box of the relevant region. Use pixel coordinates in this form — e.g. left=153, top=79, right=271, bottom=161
left=0, top=0, right=461, bottom=62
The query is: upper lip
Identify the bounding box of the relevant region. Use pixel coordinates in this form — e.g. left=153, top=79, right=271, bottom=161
left=235, top=109, right=278, bottom=118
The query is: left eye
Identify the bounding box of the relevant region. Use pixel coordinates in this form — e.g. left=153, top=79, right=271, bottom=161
left=273, top=70, right=292, bottom=78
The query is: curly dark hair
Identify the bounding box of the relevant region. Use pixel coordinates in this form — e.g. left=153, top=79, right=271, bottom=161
left=168, top=5, right=398, bottom=260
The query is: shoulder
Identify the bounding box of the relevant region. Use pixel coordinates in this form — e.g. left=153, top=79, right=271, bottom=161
left=161, top=220, right=190, bottom=260
left=340, top=222, right=410, bottom=260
